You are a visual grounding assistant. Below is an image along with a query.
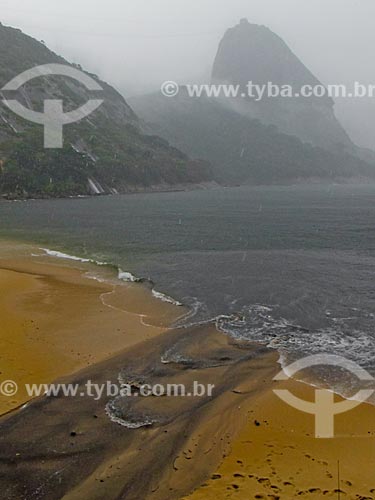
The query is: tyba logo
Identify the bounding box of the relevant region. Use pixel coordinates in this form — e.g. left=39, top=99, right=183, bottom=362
left=273, top=354, right=374, bottom=438
left=1, top=64, right=104, bottom=148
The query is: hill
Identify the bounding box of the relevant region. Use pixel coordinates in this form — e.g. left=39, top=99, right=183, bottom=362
left=0, top=22, right=213, bottom=198
left=130, top=19, right=375, bottom=184
left=211, top=18, right=354, bottom=153
left=131, top=89, right=375, bottom=184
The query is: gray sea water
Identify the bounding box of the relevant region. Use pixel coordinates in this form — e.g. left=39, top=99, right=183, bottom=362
left=1, top=184, right=375, bottom=395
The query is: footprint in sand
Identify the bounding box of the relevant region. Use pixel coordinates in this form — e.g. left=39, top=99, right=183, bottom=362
left=296, top=490, right=321, bottom=496
left=333, top=489, right=346, bottom=496
left=257, top=477, right=271, bottom=486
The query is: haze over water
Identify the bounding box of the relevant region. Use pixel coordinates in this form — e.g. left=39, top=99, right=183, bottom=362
left=1, top=183, right=375, bottom=394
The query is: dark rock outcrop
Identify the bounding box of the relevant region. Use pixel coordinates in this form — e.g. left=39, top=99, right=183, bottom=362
left=131, top=19, right=375, bottom=184
left=211, top=18, right=353, bottom=153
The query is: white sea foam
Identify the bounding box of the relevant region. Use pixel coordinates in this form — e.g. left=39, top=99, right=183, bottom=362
left=105, top=401, right=158, bottom=428
left=40, top=247, right=106, bottom=265
left=118, top=269, right=138, bottom=282
left=152, top=289, right=182, bottom=306
left=38, top=247, right=184, bottom=309
left=105, top=409, right=155, bottom=428
left=216, top=303, right=375, bottom=404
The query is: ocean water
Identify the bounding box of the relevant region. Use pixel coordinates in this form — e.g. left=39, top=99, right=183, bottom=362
left=1, top=184, right=375, bottom=397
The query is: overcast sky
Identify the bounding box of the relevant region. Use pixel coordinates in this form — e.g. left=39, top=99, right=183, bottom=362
left=1, top=0, right=374, bottom=148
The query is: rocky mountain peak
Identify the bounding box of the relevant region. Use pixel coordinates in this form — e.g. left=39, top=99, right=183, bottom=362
left=211, top=19, right=353, bottom=152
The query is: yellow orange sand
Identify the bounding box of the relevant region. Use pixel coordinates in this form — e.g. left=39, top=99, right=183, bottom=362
left=0, top=255, right=184, bottom=415
left=2, top=241, right=375, bottom=500
left=184, top=379, right=375, bottom=499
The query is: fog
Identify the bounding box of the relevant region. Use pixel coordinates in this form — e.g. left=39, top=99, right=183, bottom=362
left=1, top=0, right=374, bottom=149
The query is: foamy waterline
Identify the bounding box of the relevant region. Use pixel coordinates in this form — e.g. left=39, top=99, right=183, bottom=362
left=152, top=289, right=182, bottom=306
left=38, top=247, right=183, bottom=309
left=40, top=248, right=107, bottom=265
left=216, top=305, right=375, bottom=407
left=105, top=404, right=156, bottom=429
left=35, top=247, right=375, bottom=407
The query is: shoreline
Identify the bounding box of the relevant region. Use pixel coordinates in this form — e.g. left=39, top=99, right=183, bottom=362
left=0, top=316, right=280, bottom=500
left=1, top=240, right=375, bottom=499
left=0, top=181, right=220, bottom=202
left=2, top=179, right=375, bottom=202
left=0, top=243, right=186, bottom=415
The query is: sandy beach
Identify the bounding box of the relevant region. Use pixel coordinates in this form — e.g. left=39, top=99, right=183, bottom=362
left=0, top=243, right=184, bottom=415
left=184, top=379, right=375, bottom=499
left=1, top=241, right=375, bottom=500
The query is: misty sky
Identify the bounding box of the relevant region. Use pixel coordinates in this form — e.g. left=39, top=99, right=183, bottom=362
left=1, top=0, right=374, bottom=148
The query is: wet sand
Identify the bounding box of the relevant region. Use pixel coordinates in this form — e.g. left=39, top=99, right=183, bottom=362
left=184, top=379, right=375, bottom=499
left=0, top=251, right=184, bottom=414
left=0, top=321, right=277, bottom=500
left=1, top=243, right=375, bottom=500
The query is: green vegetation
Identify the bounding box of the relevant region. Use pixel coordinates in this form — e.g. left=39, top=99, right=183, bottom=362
left=0, top=23, right=212, bottom=198
left=0, top=129, right=94, bottom=197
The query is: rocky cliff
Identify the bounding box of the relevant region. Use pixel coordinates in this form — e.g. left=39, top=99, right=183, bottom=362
left=131, top=19, right=375, bottom=184
left=0, top=22, right=212, bottom=198
left=211, top=18, right=354, bottom=153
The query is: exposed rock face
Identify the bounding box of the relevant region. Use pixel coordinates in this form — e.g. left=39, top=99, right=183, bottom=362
left=211, top=19, right=353, bottom=153
left=131, top=19, right=375, bottom=184
left=0, top=22, right=213, bottom=198
left=213, top=19, right=321, bottom=93
left=0, top=22, right=137, bottom=140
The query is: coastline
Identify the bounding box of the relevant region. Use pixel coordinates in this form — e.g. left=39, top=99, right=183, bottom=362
left=0, top=316, right=279, bottom=500
left=1, top=240, right=375, bottom=499
left=2, top=179, right=375, bottom=202
left=0, top=242, right=186, bottom=415
left=0, top=181, right=220, bottom=201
